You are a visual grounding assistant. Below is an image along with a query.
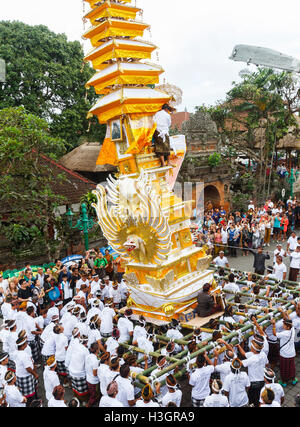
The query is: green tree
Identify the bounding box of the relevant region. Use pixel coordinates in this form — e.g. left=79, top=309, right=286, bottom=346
left=0, top=106, right=76, bottom=261
left=206, top=68, right=299, bottom=202
left=0, top=21, right=106, bottom=150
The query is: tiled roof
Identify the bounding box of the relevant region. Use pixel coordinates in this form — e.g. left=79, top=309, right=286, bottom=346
left=0, top=153, right=97, bottom=214
left=39, top=153, right=97, bottom=205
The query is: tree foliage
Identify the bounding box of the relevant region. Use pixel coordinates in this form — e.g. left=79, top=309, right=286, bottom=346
left=207, top=68, right=299, bottom=162
left=202, top=68, right=300, bottom=202
left=0, top=21, right=106, bottom=150
left=0, top=107, right=75, bottom=260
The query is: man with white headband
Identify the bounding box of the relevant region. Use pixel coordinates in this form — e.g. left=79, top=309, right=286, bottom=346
left=87, top=298, right=103, bottom=324
left=203, top=379, right=229, bottom=407
left=43, top=355, right=60, bottom=403
left=14, top=336, right=39, bottom=406
left=237, top=337, right=268, bottom=407
left=188, top=352, right=214, bottom=407
left=99, top=381, right=123, bottom=407
left=41, top=315, right=59, bottom=366
left=132, top=315, right=147, bottom=344
left=63, top=305, right=81, bottom=342
left=259, top=368, right=285, bottom=407
left=222, top=358, right=250, bottom=407
left=99, top=299, right=116, bottom=339
left=161, top=374, right=182, bottom=407
left=68, top=334, right=89, bottom=402
left=0, top=352, right=9, bottom=393
left=152, top=355, right=174, bottom=398
left=213, top=339, right=235, bottom=384
left=117, top=309, right=134, bottom=344
left=166, top=319, right=184, bottom=354
left=3, top=370, right=27, bottom=407
left=6, top=320, right=18, bottom=372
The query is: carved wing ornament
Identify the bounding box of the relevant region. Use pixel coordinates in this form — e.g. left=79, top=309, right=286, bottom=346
left=92, top=171, right=171, bottom=264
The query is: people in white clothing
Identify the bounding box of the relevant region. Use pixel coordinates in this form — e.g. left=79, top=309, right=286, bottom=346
left=99, top=381, right=123, bottom=407
left=4, top=370, right=27, bottom=407
left=222, top=359, right=250, bottom=407
left=43, top=356, right=60, bottom=402
left=188, top=353, right=214, bottom=407
left=213, top=252, right=229, bottom=268
left=161, top=374, right=182, bottom=407
left=203, top=379, right=229, bottom=407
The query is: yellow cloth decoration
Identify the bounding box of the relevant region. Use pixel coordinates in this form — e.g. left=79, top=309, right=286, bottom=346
left=87, top=75, right=160, bottom=95
left=125, top=116, right=156, bottom=154
left=96, top=137, right=118, bottom=166
left=94, top=103, right=166, bottom=124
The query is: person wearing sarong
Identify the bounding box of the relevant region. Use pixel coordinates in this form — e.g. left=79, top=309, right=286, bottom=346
left=271, top=313, right=297, bottom=387
left=14, top=336, right=39, bottom=406
left=153, top=104, right=174, bottom=167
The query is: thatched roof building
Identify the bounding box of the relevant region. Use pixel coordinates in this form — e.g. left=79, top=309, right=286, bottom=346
left=60, top=142, right=116, bottom=182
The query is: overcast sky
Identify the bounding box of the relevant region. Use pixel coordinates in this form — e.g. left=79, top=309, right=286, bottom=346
left=2, top=0, right=300, bottom=112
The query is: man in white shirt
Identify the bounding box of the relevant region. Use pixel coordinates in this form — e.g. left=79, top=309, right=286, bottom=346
left=288, top=246, right=300, bottom=282
left=271, top=314, right=297, bottom=387
left=203, top=379, right=229, bottom=407
left=14, top=337, right=39, bottom=405
left=287, top=231, right=298, bottom=252
left=4, top=371, right=27, bottom=407
left=188, top=353, right=214, bottom=407
left=116, top=364, right=136, bottom=407
left=117, top=310, right=134, bottom=344
left=90, top=275, right=101, bottom=296
left=99, top=283, right=110, bottom=303
left=213, top=251, right=229, bottom=268
left=43, top=355, right=60, bottom=403
left=153, top=104, right=173, bottom=167
left=259, top=368, right=285, bottom=407
left=25, top=306, right=42, bottom=366
left=223, top=358, right=250, bottom=407
left=85, top=342, right=100, bottom=407
left=161, top=374, right=182, bottom=407
left=97, top=352, right=111, bottom=396
left=99, top=381, right=123, bottom=407
left=75, top=273, right=90, bottom=294
left=68, top=335, right=89, bottom=399
left=63, top=306, right=81, bottom=342
left=237, top=339, right=268, bottom=407
left=273, top=256, right=287, bottom=281
left=100, top=300, right=116, bottom=338
left=223, top=276, right=240, bottom=299
left=273, top=243, right=286, bottom=264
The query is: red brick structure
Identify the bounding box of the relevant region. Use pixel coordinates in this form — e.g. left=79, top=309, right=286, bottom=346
left=171, top=110, right=190, bottom=130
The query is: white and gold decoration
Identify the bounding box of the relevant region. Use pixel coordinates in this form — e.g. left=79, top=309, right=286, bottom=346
left=83, top=0, right=213, bottom=320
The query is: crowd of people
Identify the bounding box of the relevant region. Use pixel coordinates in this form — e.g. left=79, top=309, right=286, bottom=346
left=1, top=196, right=300, bottom=407
left=194, top=197, right=300, bottom=263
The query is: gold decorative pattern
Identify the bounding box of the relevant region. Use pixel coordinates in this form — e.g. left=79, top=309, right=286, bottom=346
left=197, top=255, right=212, bottom=272
left=92, top=172, right=171, bottom=264
left=145, top=270, right=175, bottom=292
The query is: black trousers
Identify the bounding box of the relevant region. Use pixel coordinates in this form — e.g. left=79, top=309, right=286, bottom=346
left=248, top=381, right=265, bottom=407
left=254, top=269, right=265, bottom=276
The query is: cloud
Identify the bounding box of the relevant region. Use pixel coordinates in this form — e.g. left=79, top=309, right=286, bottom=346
left=2, top=0, right=300, bottom=112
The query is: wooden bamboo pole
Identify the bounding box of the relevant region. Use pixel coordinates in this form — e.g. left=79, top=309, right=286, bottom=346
left=210, top=264, right=300, bottom=287
left=135, top=302, right=294, bottom=385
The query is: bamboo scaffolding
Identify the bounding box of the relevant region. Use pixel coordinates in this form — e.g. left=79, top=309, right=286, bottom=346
left=135, top=302, right=294, bottom=386
left=210, top=264, right=300, bottom=287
